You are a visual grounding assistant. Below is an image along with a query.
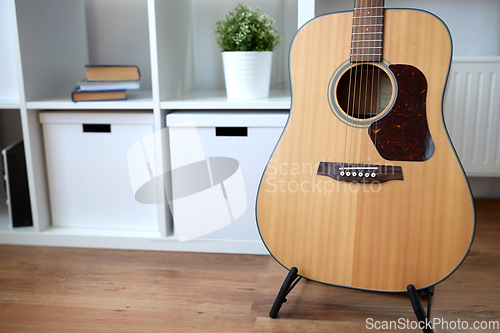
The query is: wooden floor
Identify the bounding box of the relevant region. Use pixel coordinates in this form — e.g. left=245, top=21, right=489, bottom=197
left=0, top=199, right=499, bottom=332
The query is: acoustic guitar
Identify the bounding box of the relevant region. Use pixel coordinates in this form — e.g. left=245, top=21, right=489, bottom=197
left=256, top=0, right=475, bottom=292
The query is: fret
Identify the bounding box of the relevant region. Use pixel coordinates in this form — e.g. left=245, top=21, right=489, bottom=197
left=351, top=46, right=381, bottom=49
left=353, top=24, right=383, bottom=28
left=352, top=19, right=384, bottom=26
left=351, top=47, right=382, bottom=54
left=355, top=0, right=384, bottom=5
left=352, top=40, right=382, bottom=42
left=353, top=28, right=383, bottom=33
left=352, top=33, right=382, bottom=37
left=351, top=48, right=381, bottom=52
left=354, top=11, right=383, bottom=15
left=354, top=7, right=384, bottom=11
left=352, top=37, right=382, bottom=41
left=350, top=55, right=382, bottom=61
left=355, top=6, right=383, bottom=10
left=351, top=48, right=382, bottom=52
left=351, top=49, right=381, bottom=55
left=352, top=32, right=382, bottom=35
left=353, top=15, right=383, bottom=18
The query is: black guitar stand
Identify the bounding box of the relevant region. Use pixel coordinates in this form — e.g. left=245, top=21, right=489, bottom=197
left=407, top=284, right=435, bottom=333
left=269, top=267, right=302, bottom=318
left=270, top=267, right=436, bottom=333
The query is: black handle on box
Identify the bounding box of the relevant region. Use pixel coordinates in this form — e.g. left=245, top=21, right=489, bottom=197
left=83, top=124, right=111, bottom=133
left=215, top=127, right=247, bottom=137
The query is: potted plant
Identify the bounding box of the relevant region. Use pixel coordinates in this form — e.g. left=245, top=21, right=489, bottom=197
left=216, top=4, right=282, bottom=100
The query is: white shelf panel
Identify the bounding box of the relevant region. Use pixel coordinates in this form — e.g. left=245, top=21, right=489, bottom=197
left=0, top=206, right=10, bottom=232
left=0, top=0, right=21, bottom=104
left=0, top=229, right=269, bottom=254
left=161, top=90, right=291, bottom=110
left=26, top=90, right=154, bottom=110
left=42, top=226, right=161, bottom=238
left=0, top=101, right=21, bottom=109
left=0, top=144, right=11, bottom=232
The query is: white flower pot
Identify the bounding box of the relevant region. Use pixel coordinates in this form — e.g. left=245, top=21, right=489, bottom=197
left=222, top=51, right=273, bottom=100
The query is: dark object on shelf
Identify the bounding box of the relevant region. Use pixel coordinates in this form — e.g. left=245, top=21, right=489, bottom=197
left=2, top=141, right=33, bottom=227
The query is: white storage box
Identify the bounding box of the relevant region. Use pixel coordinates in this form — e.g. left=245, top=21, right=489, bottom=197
left=166, top=111, right=288, bottom=241
left=40, top=112, right=158, bottom=231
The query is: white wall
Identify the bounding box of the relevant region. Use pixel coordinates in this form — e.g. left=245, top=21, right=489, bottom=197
left=315, top=0, right=500, bottom=57
left=84, top=0, right=152, bottom=91
left=0, top=0, right=20, bottom=102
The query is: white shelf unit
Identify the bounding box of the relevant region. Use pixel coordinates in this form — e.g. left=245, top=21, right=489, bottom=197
left=154, top=0, right=301, bottom=104
left=15, top=0, right=154, bottom=106
left=1, top=0, right=498, bottom=253
left=0, top=0, right=311, bottom=254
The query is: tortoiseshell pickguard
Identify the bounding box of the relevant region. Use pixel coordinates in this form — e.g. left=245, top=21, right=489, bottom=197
left=369, top=64, right=435, bottom=161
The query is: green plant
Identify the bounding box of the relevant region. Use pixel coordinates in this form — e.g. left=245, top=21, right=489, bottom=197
left=215, top=4, right=282, bottom=52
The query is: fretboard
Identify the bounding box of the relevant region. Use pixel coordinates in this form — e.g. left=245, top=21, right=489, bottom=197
left=350, top=0, right=385, bottom=63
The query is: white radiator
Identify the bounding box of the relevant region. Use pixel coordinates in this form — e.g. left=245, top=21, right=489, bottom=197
left=444, top=57, right=500, bottom=177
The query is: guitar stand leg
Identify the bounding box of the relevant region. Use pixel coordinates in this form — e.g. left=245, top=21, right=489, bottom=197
left=407, top=284, right=435, bottom=333
left=269, top=267, right=302, bottom=318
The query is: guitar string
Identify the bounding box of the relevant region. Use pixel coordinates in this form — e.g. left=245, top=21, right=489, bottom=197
left=359, top=0, right=369, bottom=169
left=375, top=0, right=384, bottom=235
left=367, top=74, right=374, bottom=166
left=356, top=0, right=369, bottom=173
left=353, top=0, right=367, bottom=172
left=374, top=2, right=383, bottom=166
left=357, top=62, right=366, bottom=169
left=345, top=0, right=357, bottom=171
left=368, top=3, right=377, bottom=166
left=373, top=62, right=380, bottom=165
left=361, top=0, right=369, bottom=172
left=349, top=1, right=361, bottom=173
left=369, top=64, right=377, bottom=164
left=359, top=0, right=372, bottom=174
left=369, top=3, right=380, bottom=166
left=343, top=61, right=354, bottom=172
left=357, top=0, right=366, bottom=170
left=344, top=0, right=359, bottom=173
left=363, top=1, right=382, bottom=170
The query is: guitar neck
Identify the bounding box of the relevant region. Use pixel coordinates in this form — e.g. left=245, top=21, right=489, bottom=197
left=350, top=0, right=385, bottom=63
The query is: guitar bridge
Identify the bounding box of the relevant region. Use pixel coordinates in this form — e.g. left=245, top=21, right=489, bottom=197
left=317, top=162, right=403, bottom=183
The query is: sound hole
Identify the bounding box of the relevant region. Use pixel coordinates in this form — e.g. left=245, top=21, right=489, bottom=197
left=336, top=63, right=392, bottom=119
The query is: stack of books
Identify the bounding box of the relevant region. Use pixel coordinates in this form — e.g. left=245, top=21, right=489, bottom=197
left=71, top=65, right=141, bottom=102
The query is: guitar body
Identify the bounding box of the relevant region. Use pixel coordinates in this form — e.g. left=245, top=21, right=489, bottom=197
left=256, top=9, right=475, bottom=292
